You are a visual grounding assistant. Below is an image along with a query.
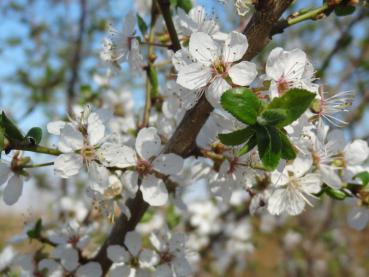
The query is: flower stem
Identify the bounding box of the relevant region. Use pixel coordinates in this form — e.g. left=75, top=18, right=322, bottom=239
left=22, top=162, right=54, bottom=168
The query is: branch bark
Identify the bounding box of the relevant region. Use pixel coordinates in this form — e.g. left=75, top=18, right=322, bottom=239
left=93, top=1, right=294, bottom=274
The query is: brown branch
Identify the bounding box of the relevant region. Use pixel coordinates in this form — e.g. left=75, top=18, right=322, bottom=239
left=66, top=0, right=87, bottom=115
left=92, top=1, right=295, bottom=274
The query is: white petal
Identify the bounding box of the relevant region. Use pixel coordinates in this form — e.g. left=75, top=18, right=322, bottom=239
left=177, top=63, right=212, bottom=90
left=100, top=143, right=137, bottom=168
left=189, top=32, right=219, bottom=65
left=38, top=259, right=60, bottom=274
left=53, top=245, right=79, bottom=272
left=222, top=31, right=248, bottom=63
left=347, top=207, right=369, bottom=230
left=139, top=249, right=159, bottom=268
left=47, top=121, right=66, bottom=135
left=344, top=140, right=369, bottom=165
left=268, top=188, right=305, bottom=216
left=205, top=77, right=231, bottom=108
left=107, top=245, right=130, bottom=263
left=300, top=173, right=322, bottom=194
left=189, top=6, right=206, bottom=25
left=228, top=61, right=257, bottom=86
left=76, top=262, right=102, bottom=277
left=89, top=162, right=109, bottom=187
left=152, top=154, right=184, bottom=175
left=88, top=112, right=106, bottom=146
left=135, top=127, right=161, bottom=160
left=282, top=48, right=307, bottom=80
left=110, top=264, right=132, bottom=277
left=320, top=165, right=341, bottom=189
left=58, top=124, right=84, bottom=152
left=3, top=174, right=23, bottom=205
left=124, top=231, right=141, bottom=256
left=54, top=153, right=83, bottom=178
left=265, top=47, right=284, bottom=80
left=154, top=264, right=173, bottom=277
left=121, top=171, right=139, bottom=197
left=172, top=48, right=194, bottom=71
left=173, top=257, right=192, bottom=277
left=141, top=175, right=168, bottom=206
left=0, top=162, right=11, bottom=185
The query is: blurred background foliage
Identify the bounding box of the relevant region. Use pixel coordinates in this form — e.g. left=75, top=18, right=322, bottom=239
left=0, top=0, right=369, bottom=276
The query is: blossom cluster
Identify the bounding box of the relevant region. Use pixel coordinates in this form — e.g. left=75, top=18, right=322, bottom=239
left=0, top=3, right=368, bottom=277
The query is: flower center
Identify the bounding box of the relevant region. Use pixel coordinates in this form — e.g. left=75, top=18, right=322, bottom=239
left=136, top=159, right=153, bottom=176
left=160, top=251, right=174, bottom=263
left=212, top=61, right=228, bottom=77
left=277, top=77, right=289, bottom=95
left=81, top=145, right=96, bottom=163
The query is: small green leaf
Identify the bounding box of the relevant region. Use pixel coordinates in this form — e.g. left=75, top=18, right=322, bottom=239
left=137, top=14, right=148, bottom=35
left=255, top=125, right=281, bottom=170
left=324, top=186, right=346, bottom=200
left=335, top=6, right=355, bottom=16
left=27, top=218, right=42, bottom=239
left=1, top=111, right=24, bottom=141
left=176, top=0, right=192, bottom=13
left=267, top=89, right=316, bottom=127
left=221, top=88, right=262, bottom=125
left=354, top=171, right=369, bottom=186
left=237, top=134, right=257, bottom=156
left=219, top=127, right=255, bottom=146
left=26, top=127, right=43, bottom=145
left=278, top=130, right=296, bottom=160
left=166, top=205, right=181, bottom=229
left=258, top=108, right=287, bottom=126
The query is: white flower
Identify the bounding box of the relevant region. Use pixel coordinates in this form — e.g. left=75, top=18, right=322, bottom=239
left=0, top=246, right=16, bottom=272
left=101, top=13, right=143, bottom=72
left=265, top=47, right=317, bottom=98
left=107, top=231, right=159, bottom=277
left=175, top=6, right=225, bottom=40
left=174, top=31, right=257, bottom=108
left=150, top=226, right=192, bottom=277
left=268, top=157, right=322, bottom=215
left=0, top=160, right=24, bottom=205
left=49, top=106, right=111, bottom=179
left=102, top=127, right=183, bottom=206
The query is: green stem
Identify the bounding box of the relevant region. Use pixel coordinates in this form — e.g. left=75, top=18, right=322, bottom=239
left=271, top=3, right=335, bottom=36
left=141, top=4, right=159, bottom=128
left=287, top=4, right=329, bottom=26
left=22, top=162, right=54, bottom=168
left=12, top=144, right=62, bottom=156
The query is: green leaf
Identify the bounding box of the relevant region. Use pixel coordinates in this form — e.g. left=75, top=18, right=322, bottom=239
left=354, top=171, right=369, bottom=186
left=26, top=127, right=43, bottom=145
left=176, top=0, right=192, bottom=13
left=324, top=186, right=346, bottom=200
left=27, top=218, right=42, bottom=239
left=221, top=88, right=262, bottom=125
left=255, top=125, right=281, bottom=170
left=137, top=14, right=148, bottom=35
left=267, top=88, right=315, bottom=127
left=219, top=127, right=255, bottom=146
left=237, top=134, right=257, bottom=156
left=166, top=205, right=181, bottom=229
left=258, top=108, right=287, bottom=126
left=278, top=130, right=296, bottom=160
left=335, top=6, right=355, bottom=16
left=1, top=111, right=24, bottom=141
